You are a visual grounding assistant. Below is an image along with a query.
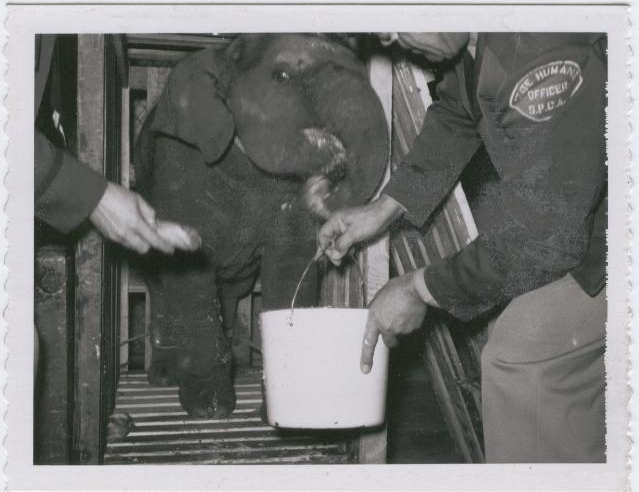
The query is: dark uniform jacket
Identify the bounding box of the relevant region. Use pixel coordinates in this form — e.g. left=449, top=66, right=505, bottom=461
left=35, top=34, right=107, bottom=233
left=384, top=33, right=607, bottom=321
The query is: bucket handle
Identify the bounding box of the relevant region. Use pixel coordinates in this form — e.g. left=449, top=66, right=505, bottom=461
left=288, top=246, right=325, bottom=326
left=288, top=243, right=365, bottom=326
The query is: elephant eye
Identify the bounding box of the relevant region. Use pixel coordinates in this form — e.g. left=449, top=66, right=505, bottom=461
left=272, top=68, right=291, bottom=83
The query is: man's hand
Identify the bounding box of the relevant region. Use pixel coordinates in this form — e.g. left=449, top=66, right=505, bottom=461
left=374, top=33, right=470, bottom=62
left=318, top=194, right=405, bottom=265
left=89, top=182, right=201, bottom=255
left=361, top=268, right=436, bottom=374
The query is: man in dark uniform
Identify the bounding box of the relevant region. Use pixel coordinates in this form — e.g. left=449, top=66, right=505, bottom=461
left=319, top=33, right=607, bottom=462
left=35, top=34, right=200, bottom=253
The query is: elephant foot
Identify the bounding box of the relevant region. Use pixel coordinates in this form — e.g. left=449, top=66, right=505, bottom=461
left=147, top=347, right=178, bottom=387
left=178, top=372, right=235, bottom=419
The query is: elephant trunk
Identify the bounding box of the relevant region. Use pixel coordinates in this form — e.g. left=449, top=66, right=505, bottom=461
left=301, top=61, right=389, bottom=212
left=301, top=128, right=347, bottom=180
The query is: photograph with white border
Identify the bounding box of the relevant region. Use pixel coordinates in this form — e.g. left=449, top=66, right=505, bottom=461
left=2, top=2, right=631, bottom=491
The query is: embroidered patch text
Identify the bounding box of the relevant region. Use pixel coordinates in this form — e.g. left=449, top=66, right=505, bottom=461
left=509, top=60, right=583, bottom=122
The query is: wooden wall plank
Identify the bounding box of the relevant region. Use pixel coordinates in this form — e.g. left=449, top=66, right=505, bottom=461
left=127, top=33, right=231, bottom=50
left=102, top=36, right=124, bottom=415
left=425, top=325, right=484, bottom=462
left=111, top=35, right=129, bottom=89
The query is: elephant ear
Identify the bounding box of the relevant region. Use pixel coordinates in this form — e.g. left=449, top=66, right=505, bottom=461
left=151, top=46, right=235, bottom=163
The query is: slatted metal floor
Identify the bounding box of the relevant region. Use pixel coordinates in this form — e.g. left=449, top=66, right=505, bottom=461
left=105, top=369, right=354, bottom=464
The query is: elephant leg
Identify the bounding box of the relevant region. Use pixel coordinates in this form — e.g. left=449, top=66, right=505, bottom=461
left=146, top=273, right=177, bottom=387
left=141, top=137, right=237, bottom=417
left=158, top=254, right=235, bottom=419
left=261, top=207, right=319, bottom=310
left=218, top=275, right=259, bottom=364
left=219, top=275, right=257, bottom=335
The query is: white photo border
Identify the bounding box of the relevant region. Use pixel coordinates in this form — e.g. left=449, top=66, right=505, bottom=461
left=2, top=3, right=631, bottom=491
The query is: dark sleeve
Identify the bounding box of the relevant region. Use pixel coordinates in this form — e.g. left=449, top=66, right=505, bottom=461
left=35, top=35, right=55, bottom=116
left=382, top=59, right=482, bottom=227
left=35, top=129, right=108, bottom=233
left=425, top=42, right=607, bottom=321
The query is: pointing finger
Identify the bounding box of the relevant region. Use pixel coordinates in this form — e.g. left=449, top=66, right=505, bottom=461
left=361, top=313, right=381, bottom=374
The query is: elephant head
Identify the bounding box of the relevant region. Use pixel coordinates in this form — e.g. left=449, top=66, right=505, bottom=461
left=150, top=34, right=389, bottom=215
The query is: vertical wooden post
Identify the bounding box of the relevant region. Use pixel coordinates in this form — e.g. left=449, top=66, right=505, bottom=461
left=72, top=34, right=106, bottom=464
left=356, top=52, right=393, bottom=464
left=34, top=247, right=74, bottom=464
left=144, top=289, right=152, bottom=371
left=119, top=86, right=131, bottom=372
left=72, top=32, right=127, bottom=465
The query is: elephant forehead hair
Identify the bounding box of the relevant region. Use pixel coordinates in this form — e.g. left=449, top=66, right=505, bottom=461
left=228, top=34, right=276, bottom=71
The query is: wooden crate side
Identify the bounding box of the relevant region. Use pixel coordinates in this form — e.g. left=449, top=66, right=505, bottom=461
left=431, top=325, right=483, bottom=453
left=423, top=328, right=484, bottom=463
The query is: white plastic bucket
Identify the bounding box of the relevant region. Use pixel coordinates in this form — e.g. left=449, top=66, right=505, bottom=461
left=260, top=307, right=389, bottom=429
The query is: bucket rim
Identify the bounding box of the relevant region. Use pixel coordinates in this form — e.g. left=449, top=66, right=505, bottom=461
left=260, top=306, right=369, bottom=317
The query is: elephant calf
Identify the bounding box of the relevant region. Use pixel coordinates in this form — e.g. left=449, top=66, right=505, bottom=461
left=135, top=34, right=388, bottom=419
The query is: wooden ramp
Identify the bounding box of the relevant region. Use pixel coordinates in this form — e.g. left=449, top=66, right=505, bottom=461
left=105, top=370, right=353, bottom=464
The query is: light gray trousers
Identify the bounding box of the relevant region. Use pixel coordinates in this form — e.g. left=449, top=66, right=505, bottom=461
left=481, top=274, right=606, bottom=463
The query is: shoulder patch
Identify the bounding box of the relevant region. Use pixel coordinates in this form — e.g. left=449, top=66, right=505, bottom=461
left=509, top=60, right=583, bottom=122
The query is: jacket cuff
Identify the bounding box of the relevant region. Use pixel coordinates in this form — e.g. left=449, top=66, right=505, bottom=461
left=36, top=150, right=108, bottom=233
left=382, top=164, right=436, bottom=227
left=424, top=257, right=489, bottom=322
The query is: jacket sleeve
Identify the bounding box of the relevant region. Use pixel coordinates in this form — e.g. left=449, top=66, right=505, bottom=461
left=35, top=129, right=108, bottom=233
left=382, top=57, right=482, bottom=227
left=424, top=40, right=607, bottom=321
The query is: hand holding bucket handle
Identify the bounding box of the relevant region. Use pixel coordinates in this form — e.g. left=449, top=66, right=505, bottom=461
left=318, top=194, right=406, bottom=266
left=360, top=268, right=437, bottom=374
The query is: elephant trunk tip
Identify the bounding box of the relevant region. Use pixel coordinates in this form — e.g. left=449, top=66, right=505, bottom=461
left=301, top=127, right=347, bottom=178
